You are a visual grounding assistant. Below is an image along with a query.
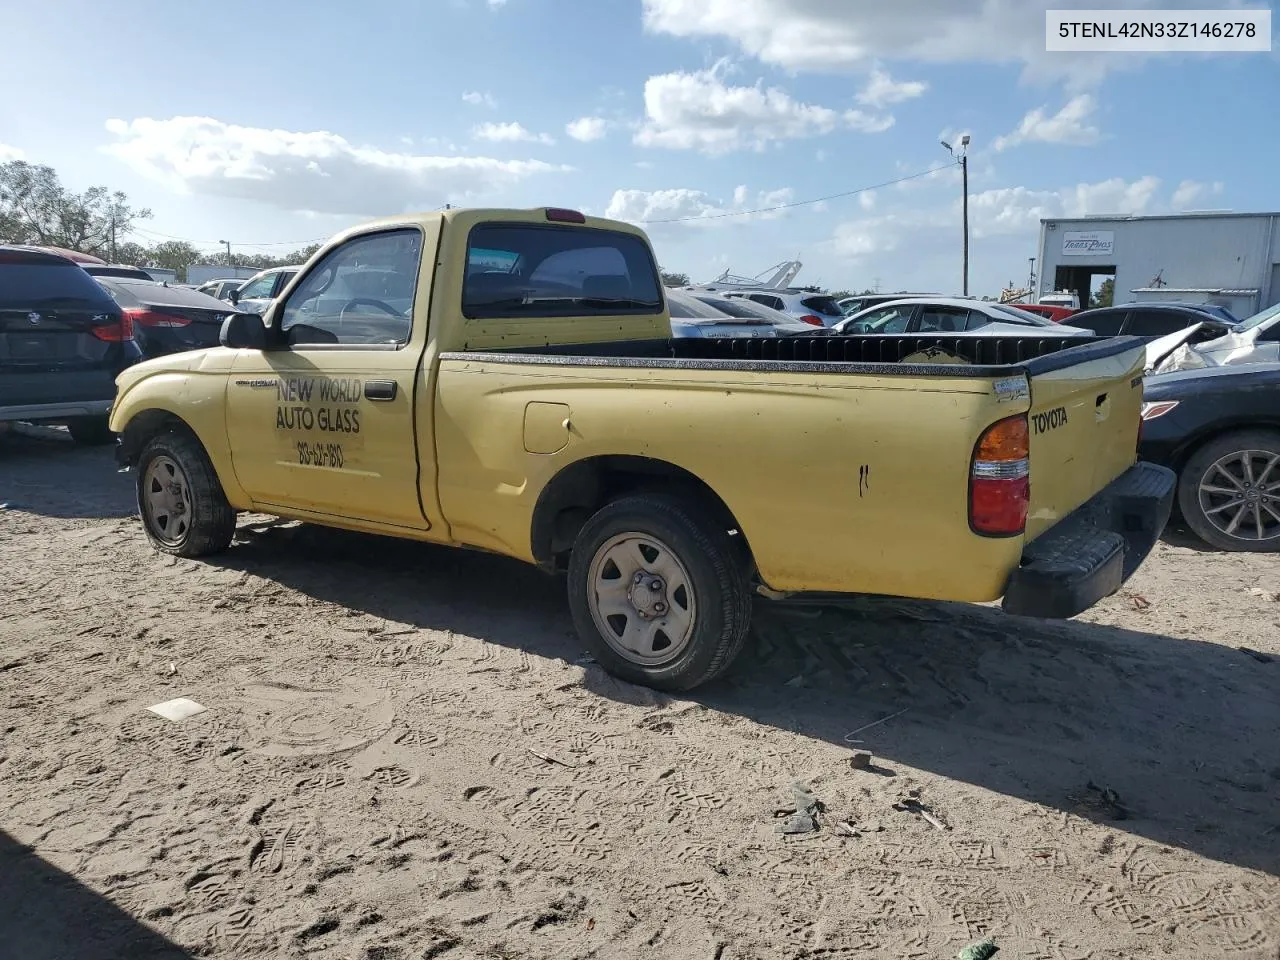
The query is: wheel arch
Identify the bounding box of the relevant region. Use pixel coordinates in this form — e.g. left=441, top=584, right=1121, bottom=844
left=530, top=455, right=754, bottom=574
left=1167, top=416, right=1280, bottom=474
left=116, top=409, right=200, bottom=468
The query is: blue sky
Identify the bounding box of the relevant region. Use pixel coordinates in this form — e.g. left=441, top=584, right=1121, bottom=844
left=2, top=0, right=1276, bottom=295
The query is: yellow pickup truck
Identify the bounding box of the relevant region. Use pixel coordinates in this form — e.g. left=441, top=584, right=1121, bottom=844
left=110, top=207, right=1175, bottom=690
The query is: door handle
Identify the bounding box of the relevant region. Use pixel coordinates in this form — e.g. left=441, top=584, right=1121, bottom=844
left=364, top=380, right=397, bottom=401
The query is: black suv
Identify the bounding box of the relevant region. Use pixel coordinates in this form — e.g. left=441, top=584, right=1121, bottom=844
left=0, top=246, right=143, bottom=443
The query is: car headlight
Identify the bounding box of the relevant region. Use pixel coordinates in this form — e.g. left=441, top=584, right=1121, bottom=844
left=1141, top=400, right=1180, bottom=421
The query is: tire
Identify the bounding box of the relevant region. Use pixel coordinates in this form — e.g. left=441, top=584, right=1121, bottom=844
left=67, top=416, right=114, bottom=445
left=136, top=429, right=236, bottom=557
left=1177, top=428, right=1280, bottom=552
left=567, top=493, right=752, bottom=691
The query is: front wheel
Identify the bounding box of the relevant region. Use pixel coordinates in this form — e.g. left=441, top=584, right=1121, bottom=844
left=567, top=494, right=752, bottom=691
left=1177, top=429, right=1280, bottom=552
left=136, top=430, right=236, bottom=557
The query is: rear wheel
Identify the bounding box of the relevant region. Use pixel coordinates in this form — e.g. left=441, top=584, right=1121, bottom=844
left=136, top=430, right=236, bottom=557
left=1178, top=429, right=1280, bottom=552
left=66, top=416, right=114, bottom=445
left=567, top=494, right=752, bottom=691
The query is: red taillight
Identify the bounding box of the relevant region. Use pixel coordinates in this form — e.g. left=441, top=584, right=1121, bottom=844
left=91, top=314, right=135, bottom=341
left=970, top=414, right=1030, bottom=536
left=124, top=307, right=190, bottom=328
left=545, top=207, right=586, bottom=223
left=799, top=314, right=824, bottom=326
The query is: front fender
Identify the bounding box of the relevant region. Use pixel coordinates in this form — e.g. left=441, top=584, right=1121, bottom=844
left=110, top=368, right=248, bottom=508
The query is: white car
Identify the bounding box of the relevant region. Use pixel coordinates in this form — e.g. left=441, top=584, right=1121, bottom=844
left=1151, top=301, right=1280, bottom=373
left=225, top=264, right=303, bottom=313
left=666, top=289, right=815, bottom=338
left=721, top=290, right=846, bottom=327
left=832, top=297, right=1093, bottom=337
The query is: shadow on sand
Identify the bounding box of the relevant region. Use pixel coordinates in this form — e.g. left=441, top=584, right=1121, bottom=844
left=201, top=519, right=1280, bottom=877
left=0, top=430, right=135, bottom=521
left=0, top=830, right=194, bottom=959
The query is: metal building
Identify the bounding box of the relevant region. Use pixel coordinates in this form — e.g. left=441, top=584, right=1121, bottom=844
left=1036, top=212, right=1280, bottom=320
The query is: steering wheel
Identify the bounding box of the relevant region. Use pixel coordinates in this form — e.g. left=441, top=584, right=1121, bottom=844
left=339, top=298, right=404, bottom=321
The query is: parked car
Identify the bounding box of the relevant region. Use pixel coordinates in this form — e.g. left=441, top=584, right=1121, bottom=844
left=1070, top=302, right=1234, bottom=342
left=1150, top=301, right=1280, bottom=375
left=667, top=289, right=815, bottom=338
left=723, top=290, right=846, bottom=327
left=838, top=293, right=941, bottom=316
left=1015, top=303, right=1077, bottom=323
left=226, top=265, right=302, bottom=312
left=1154, top=301, right=1242, bottom=325
left=16, top=245, right=106, bottom=265
left=196, top=278, right=250, bottom=301
left=0, top=245, right=141, bottom=443
left=93, top=277, right=235, bottom=359
left=82, top=263, right=156, bottom=282
left=1140, top=362, right=1280, bottom=551
left=110, top=206, right=1173, bottom=691
left=833, top=298, right=1093, bottom=337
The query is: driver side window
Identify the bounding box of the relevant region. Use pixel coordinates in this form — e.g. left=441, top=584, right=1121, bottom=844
left=236, top=273, right=275, bottom=301
left=862, top=306, right=911, bottom=333
left=279, top=229, right=422, bottom=347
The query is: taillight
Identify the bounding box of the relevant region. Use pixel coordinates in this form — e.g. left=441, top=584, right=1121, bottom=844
left=799, top=314, right=824, bottom=326
left=124, top=307, right=191, bottom=328
left=91, top=314, right=134, bottom=341
left=970, top=414, right=1029, bottom=536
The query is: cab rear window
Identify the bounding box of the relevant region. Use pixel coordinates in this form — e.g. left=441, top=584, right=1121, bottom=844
left=463, top=224, right=662, bottom=319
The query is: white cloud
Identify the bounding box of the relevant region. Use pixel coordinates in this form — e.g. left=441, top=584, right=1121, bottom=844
left=472, top=121, right=555, bottom=145
left=641, top=0, right=1154, bottom=83
left=0, top=143, right=24, bottom=162
left=565, top=116, right=609, bottom=142
left=635, top=60, right=892, bottom=155
left=461, top=90, right=497, bottom=108
left=102, top=116, right=569, bottom=217
left=1171, top=179, right=1225, bottom=210
left=831, top=175, right=1167, bottom=264
left=994, top=94, right=1100, bottom=150
left=857, top=68, right=927, bottom=109
left=606, top=185, right=794, bottom=225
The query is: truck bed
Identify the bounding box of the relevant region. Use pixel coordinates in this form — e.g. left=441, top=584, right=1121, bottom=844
left=445, top=333, right=1140, bottom=378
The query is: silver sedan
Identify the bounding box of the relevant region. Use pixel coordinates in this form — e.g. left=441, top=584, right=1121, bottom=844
left=833, top=297, right=1094, bottom=337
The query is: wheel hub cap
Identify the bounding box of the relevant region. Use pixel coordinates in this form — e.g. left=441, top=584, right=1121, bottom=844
left=586, top=534, right=696, bottom=667
left=142, top=456, right=193, bottom=546
left=1198, top=448, right=1280, bottom=542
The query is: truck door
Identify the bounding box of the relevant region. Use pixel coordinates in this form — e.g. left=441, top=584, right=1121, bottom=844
left=225, top=227, right=431, bottom=530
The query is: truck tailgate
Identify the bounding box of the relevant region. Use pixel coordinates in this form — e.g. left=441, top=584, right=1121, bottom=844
left=1024, top=342, right=1146, bottom=542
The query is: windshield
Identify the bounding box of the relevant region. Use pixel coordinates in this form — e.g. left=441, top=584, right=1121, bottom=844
left=1231, top=301, right=1280, bottom=334
left=692, top=295, right=771, bottom=321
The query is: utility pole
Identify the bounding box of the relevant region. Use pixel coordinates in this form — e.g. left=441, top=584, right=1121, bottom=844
left=1027, top=257, right=1036, bottom=298
left=220, top=240, right=232, bottom=268
left=109, top=210, right=117, bottom=263
left=940, top=134, right=971, bottom=296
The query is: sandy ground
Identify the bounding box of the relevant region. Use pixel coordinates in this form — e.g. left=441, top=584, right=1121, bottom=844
left=2, top=426, right=1279, bottom=960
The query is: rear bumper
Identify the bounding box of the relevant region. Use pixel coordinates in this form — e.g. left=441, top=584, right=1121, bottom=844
left=1002, top=461, right=1176, bottom=619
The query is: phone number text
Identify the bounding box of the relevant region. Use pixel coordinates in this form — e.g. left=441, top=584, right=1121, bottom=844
left=296, top=441, right=345, bottom=469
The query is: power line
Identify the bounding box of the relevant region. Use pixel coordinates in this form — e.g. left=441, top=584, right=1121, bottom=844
left=637, top=162, right=958, bottom=225
left=129, top=224, right=328, bottom=248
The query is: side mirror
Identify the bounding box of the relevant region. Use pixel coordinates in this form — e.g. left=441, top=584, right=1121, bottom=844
left=220, top=311, right=268, bottom=350
left=227, top=288, right=240, bottom=305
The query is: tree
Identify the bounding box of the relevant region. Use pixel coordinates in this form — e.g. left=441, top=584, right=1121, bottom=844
left=113, top=241, right=151, bottom=267
left=148, top=240, right=202, bottom=282
left=0, top=160, right=151, bottom=256
left=1092, top=277, right=1114, bottom=308
left=659, top=268, right=689, bottom=287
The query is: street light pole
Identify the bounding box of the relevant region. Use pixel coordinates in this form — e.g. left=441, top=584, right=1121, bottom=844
left=220, top=240, right=232, bottom=268
left=941, top=135, right=971, bottom=297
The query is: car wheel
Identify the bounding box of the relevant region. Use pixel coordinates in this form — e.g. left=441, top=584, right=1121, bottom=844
left=567, top=493, right=752, bottom=692
left=1177, top=429, right=1280, bottom=552
left=136, top=430, right=236, bottom=557
left=66, top=416, right=115, bottom=445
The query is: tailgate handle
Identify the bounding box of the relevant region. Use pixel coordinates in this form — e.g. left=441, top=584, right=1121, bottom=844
left=364, top=380, right=397, bottom=401
left=1095, top=392, right=1110, bottom=421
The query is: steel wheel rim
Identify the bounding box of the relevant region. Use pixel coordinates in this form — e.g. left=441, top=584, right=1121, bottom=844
left=142, top=455, right=193, bottom=547
left=586, top=533, right=697, bottom=667
left=1197, top=448, right=1280, bottom=542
